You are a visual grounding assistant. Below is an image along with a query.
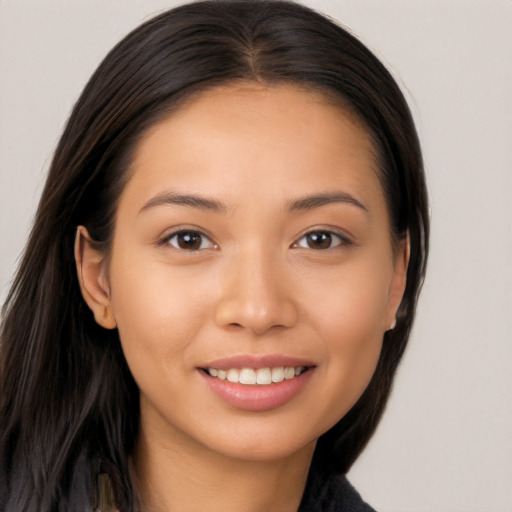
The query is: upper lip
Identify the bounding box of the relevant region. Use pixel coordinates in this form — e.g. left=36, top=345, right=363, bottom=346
left=201, top=354, right=316, bottom=370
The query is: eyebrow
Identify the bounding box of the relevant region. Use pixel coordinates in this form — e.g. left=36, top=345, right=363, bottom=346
left=139, top=190, right=367, bottom=215
left=287, top=192, right=368, bottom=213
left=140, top=192, right=227, bottom=214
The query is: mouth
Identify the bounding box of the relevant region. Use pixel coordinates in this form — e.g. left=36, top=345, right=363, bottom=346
left=198, top=357, right=315, bottom=411
left=202, top=366, right=309, bottom=385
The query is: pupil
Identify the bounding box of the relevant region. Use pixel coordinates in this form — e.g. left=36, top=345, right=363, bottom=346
left=308, top=232, right=331, bottom=249
left=178, top=232, right=201, bottom=250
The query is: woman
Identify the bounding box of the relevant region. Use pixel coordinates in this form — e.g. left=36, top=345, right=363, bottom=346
left=0, top=1, right=429, bottom=511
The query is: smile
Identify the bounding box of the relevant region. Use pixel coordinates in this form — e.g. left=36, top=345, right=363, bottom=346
left=206, top=366, right=307, bottom=385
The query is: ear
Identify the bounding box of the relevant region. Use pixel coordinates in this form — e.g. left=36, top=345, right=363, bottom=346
left=74, top=226, right=117, bottom=329
left=385, top=234, right=410, bottom=331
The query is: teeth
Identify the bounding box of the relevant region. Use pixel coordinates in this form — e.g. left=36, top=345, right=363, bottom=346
left=226, top=369, right=239, bottom=383
left=207, top=366, right=306, bottom=385
left=239, top=368, right=256, bottom=385
left=256, top=367, right=272, bottom=385
left=271, top=366, right=284, bottom=383
left=284, top=367, right=295, bottom=380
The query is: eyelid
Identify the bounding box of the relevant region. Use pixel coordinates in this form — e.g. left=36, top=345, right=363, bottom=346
left=157, top=227, right=218, bottom=250
left=292, top=228, right=353, bottom=249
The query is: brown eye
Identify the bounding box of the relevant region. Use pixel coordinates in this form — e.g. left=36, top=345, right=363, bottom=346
left=167, top=230, right=215, bottom=251
left=295, top=231, right=346, bottom=250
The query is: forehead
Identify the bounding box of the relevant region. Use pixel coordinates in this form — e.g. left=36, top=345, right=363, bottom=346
left=123, top=83, right=383, bottom=212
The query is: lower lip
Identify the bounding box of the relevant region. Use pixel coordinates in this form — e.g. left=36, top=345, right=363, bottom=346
left=199, top=369, right=314, bottom=412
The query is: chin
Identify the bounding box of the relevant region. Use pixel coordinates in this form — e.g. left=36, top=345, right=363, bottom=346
left=208, top=436, right=316, bottom=464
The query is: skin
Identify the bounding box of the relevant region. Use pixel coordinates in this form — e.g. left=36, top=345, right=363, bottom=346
left=76, top=83, right=408, bottom=512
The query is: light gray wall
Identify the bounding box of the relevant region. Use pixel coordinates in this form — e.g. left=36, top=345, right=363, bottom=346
left=1, top=1, right=511, bottom=511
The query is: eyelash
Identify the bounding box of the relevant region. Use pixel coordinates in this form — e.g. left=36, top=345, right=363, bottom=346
left=293, top=230, right=352, bottom=250
left=160, top=228, right=351, bottom=252
left=161, top=229, right=217, bottom=251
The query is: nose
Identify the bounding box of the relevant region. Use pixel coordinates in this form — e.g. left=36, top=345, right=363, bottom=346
left=214, top=248, right=299, bottom=335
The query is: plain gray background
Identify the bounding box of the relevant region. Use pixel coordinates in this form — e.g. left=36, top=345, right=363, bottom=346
left=1, top=1, right=511, bottom=511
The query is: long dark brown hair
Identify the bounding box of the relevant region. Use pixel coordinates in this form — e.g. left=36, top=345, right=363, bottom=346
left=0, top=1, right=429, bottom=510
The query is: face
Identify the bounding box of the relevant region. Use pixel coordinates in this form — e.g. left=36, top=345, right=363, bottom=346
left=80, top=83, right=407, bottom=463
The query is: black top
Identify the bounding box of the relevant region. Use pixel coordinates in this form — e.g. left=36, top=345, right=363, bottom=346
left=92, top=467, right=377, bottom=512
left=299, top=473, right=377, bottom=512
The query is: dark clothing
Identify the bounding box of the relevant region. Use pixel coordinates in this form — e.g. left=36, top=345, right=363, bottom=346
left=299, top=473, right=377, bottom=512
left=93, top=464, right=377, bottom=512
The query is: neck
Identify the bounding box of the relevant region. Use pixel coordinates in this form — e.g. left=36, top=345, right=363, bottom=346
left=132, top=419, right=315, bottom=512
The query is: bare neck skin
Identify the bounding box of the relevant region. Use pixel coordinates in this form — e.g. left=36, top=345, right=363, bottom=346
left=133, top=411, right=316, bottom=512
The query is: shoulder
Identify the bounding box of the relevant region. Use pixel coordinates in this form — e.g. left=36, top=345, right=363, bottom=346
left=300, top=473, right=377, bottom=512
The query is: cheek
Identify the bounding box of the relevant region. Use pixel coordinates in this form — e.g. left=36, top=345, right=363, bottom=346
left=107, top=255, right=214, bottom=366
left=300, top=260, right=390, bottom=407
left=321, top=288, right=383, bottom=392
left=303, top=257, right=391, bottom=342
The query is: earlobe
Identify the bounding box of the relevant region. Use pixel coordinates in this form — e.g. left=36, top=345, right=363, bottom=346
left=74, top=226, right=117, bottom=329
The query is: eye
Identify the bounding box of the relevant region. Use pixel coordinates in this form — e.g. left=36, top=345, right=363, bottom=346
left=294, top=230, right=349, bottom=250
left=166, top=230, right=216, bottom=251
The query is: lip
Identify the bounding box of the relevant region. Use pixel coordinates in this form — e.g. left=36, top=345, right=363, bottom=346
left=198, top=355, right=316, bottom=412
left=202, top=354, right=315, bottom=370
